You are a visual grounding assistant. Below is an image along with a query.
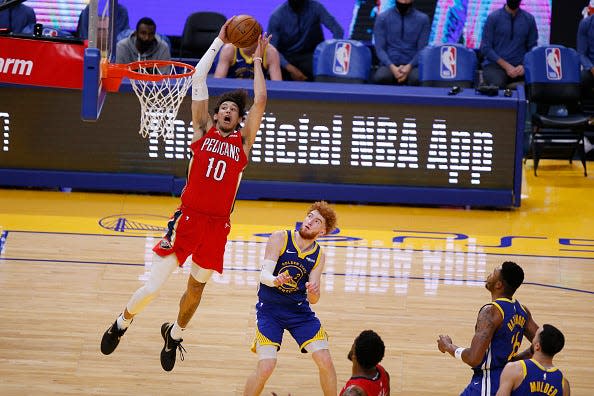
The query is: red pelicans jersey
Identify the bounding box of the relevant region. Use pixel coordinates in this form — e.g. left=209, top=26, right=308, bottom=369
left=181, top=127, right=248, bottom=217
left=340, top=364, right=390, bottom=396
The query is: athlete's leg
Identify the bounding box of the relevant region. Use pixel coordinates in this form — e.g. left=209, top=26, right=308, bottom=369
left=175, top=262, right=213, bottom=328
left=101, top=253, right=178, bottom=355
left=243, top=346, right=278, bottom=396
left=160, top=262, right=213, bottom=371
left=124, top=253, right=179, bottom=319
left=308, top=342, right=337, bottom=396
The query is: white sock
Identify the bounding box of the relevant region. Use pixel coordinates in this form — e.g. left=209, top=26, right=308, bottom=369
left=116, top=313, right=132, bottom=330
left=170, top=321, right=185, bottom=340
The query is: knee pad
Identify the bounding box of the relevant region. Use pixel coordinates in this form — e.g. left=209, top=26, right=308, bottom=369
left=305, top=339, right=329, bottom=353
left=190, top=262, right=213, bottom=283
left=256, top=344, right=278, bottom=360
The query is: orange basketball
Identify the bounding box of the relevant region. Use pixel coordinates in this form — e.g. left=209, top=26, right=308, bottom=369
left=226, top=15, right=262, bottom=48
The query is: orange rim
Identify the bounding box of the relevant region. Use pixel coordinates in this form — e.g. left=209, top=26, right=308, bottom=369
left=104, top=60, right=195, bottom=82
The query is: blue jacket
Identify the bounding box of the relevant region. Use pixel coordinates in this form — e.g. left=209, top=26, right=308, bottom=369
left=373, top=6, right=430, bottom=67
left=268, top=0, right=343, bottom=67
left=577, top=15, right=594, bottom=70
left=0, top=4, right=36, bottom=34
left=480, top=6, right=538, bottom=67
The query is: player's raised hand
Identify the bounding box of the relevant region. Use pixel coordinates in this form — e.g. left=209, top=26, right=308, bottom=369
left=437, top=334, right=453, bottom=353
left=218, top=16, right=236, bottom=44
left=305, top=281, right=320, bottom=295
left=254, top=32, right=271, bottom=60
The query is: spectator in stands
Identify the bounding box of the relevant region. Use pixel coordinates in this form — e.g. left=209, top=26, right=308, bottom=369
left=479, top=0, right=537, bottom=89
left=214, top=40, right=282, bottom=80
left=372, top=0, right=430, bottom=86
left=115, top=17, right=170, bottom=64
left=77, top=1, right=129, bottom=40
left=582, top=0, right=594, bottom=19
left=578, top=1, right=594, bottom=99
left=268, top=0, right=344, bottom=81
left=0, top=0, right=36, bottom=34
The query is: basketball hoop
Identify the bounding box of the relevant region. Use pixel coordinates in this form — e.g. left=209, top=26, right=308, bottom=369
left=102, top=60, right=195, bottom=139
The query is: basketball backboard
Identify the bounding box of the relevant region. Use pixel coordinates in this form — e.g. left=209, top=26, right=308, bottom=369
left=81, top=0, right=119, bottom=121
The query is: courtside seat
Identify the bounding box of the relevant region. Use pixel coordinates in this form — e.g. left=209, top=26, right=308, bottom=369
left=418, top=43, right=477, bottom=88
left=524, top=45, right=589, bottom=176
left=313, top=39, right=371, bottom=83
left=180, top=12, right=226, bottom=58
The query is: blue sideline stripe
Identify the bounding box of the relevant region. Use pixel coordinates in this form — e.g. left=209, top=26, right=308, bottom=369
left=0, top=231, right=7, bottom=254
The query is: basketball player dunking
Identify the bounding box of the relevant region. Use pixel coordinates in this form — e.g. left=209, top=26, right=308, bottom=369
left=243, top=201, right=338, bottom=396
left=100, top=18, right=271, bottom=372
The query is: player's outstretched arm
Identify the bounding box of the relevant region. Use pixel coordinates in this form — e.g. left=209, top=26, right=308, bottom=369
left=495, top=361, right=523, bottom=396
left=437, top=303, right=502, bottom=367
left=191, top=17, right=234, bottom=143
left=242, top=33, right=269, bottom=155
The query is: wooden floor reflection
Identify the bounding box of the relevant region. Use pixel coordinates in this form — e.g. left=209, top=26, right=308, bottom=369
left=1, top=227, right=592, bottom=395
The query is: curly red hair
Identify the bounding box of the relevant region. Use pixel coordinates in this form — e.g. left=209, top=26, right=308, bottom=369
left=308, top=201, right=337, bottom=234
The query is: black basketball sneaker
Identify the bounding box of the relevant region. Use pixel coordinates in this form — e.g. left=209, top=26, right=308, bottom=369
left=160, top=322, right=186, bottom=371
left=100, top=318, right=129, bottom=355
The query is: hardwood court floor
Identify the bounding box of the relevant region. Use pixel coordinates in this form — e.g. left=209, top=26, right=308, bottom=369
left=0, top=162, right=593, bottom=395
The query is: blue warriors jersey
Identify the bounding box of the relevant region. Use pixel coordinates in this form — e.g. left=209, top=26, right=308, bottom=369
left=257, top=230, right=321, bottom=305
left=512, top=359, right=564, bottom=396
left=227, top=48, right=269, bottom=79
left=463, top=298, right=528, bottom=396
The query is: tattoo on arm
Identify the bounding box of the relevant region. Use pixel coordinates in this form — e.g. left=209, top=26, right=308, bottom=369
left=467, top=305, right=501, bottom=366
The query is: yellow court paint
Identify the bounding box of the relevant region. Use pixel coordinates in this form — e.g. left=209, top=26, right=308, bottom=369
left=1, top=163, right=593, bottom=258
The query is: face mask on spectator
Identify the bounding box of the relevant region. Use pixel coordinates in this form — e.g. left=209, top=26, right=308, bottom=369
left=137, top=38, right=152, bottom=53
left=396, top=1, right=411, bottom=15
left=288, top=0, right=305, bottom=12
left=506, top=0, right=521, bottom=10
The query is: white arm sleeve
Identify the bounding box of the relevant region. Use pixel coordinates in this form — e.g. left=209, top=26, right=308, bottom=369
left=260, top=259, right=278, bottom=287
left=192, top=37, right=224, bottom=101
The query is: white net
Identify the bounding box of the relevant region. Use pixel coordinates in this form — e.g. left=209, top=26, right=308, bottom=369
left=128, top=62, right=194, bottom=140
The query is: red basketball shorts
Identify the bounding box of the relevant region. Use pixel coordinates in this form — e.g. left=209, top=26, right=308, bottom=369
left=152, top=207, right=231, bottom=273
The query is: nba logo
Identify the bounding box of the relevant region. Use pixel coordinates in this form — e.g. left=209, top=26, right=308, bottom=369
left=545, top=47, right=562, bottom=80
left=440, top=46, right=457, bottom=79
left=333, top=42, right=351, bottom=75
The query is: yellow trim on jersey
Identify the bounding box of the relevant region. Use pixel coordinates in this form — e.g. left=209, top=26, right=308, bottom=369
left=290, top=230, right=319, bottom=259
left=299, top=327, right=328, bottom=352
left=493, top=298, right=528, bottom=316
left=250, top=329, right=281, bottom=353
left=490, top=301, right=505, bottom=319
left=495, top=297, right=516, bottom=303
left=530, top=358, right=559, bottom=372
left=238, top=47, right=268, bottom=67
left=311, top=249, right=322, bottom=271
left=520, top=360, right=527, bottom=379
